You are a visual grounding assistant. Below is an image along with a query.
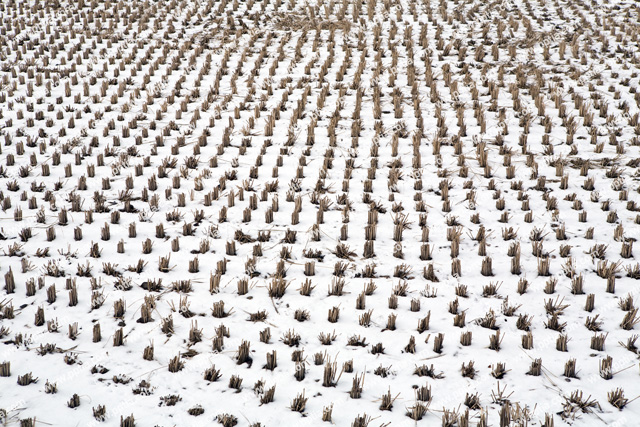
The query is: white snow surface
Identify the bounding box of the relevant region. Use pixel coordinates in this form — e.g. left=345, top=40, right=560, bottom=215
left=1, top=0, right=640, bottom=426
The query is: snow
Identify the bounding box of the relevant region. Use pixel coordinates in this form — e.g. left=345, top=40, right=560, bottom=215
left=1, top=0, right=640, bottom=425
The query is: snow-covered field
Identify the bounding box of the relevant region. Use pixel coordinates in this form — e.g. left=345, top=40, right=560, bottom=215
left=1, top=0, right=640, bottom=425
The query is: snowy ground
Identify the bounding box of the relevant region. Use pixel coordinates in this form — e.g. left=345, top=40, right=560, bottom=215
left=1, top=0, right=640, bottom=425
